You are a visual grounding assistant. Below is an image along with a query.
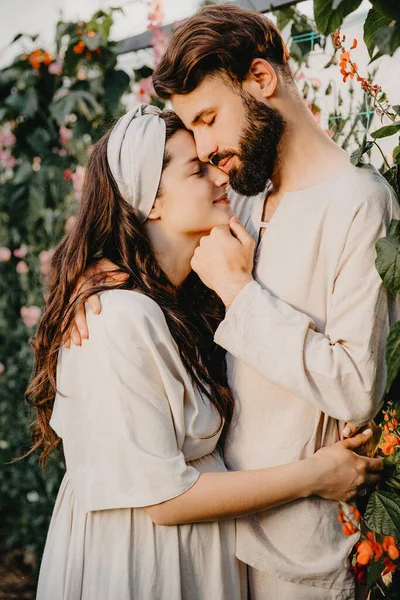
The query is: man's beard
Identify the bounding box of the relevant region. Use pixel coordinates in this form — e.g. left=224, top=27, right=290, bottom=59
left=217, top=92, right=286, bottom=197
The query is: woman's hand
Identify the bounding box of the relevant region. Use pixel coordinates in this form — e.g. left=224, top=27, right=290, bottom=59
left=64, top=258, right=127, bottom=348
left=309, top=429, right=384, bottom=502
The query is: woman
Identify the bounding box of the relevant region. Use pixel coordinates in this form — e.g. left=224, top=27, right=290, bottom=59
left=27, top=105, right=382, bottom=600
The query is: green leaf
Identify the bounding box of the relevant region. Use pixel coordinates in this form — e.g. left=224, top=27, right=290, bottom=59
left=393, top=105, right=400, bottom=115
left=376, top=220, right=400, bottom=295
left=314, top=0, right=362, bottom=36
left=12, top=160, right=32, bottom=185
left=50, top=90, right=102, bottom=125
left=364, top=8, right=391, bottom=57
left=273, top=7, right=296, bottom=31
left=103, top=69, right=130, bottom=114
left=393, top=146, right=400, bottom=164
left=350, top=138, right=373, bottom=166
left=386, top=320, right=400, bottom=391
left=371, top=121, right=400, bottom=139
left=367, top=556, right=385, bottom=588
left=374, top=22, right=400, bottom=56
left=364, top=490, right=400, bottom=542
left=370, top=0, right=400, bottom=22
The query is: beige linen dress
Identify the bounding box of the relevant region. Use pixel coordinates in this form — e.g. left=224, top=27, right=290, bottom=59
left=221, top=165, right=400, bottom=599
left=36, top=290, right=247, bottom=600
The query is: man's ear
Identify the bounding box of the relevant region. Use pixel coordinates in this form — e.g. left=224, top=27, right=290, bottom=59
left=242, top=58, right=278, bottom=99
left=147, top=196, right=162, bottom=220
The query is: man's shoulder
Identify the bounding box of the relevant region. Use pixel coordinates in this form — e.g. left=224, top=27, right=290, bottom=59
left=331, top=164, right=398, bottom=219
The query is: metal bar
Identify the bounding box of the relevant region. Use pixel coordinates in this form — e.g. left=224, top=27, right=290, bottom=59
left=114, top=0, right=306, bottom=55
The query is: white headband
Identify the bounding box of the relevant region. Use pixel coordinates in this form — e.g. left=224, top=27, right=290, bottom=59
left=107, top=103, right=166, bottom=223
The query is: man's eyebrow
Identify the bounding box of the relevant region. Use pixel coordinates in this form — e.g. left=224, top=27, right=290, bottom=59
left=191, top=108, right=215, bottom=126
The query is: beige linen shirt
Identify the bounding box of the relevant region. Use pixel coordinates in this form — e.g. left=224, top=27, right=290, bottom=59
left=218, top=165, right=399, bottom=589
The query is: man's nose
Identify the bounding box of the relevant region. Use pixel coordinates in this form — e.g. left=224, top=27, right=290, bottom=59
left=195, top=131, right=217, bottom=164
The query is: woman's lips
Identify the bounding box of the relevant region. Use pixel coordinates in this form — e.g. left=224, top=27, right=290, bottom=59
left=213, top=194, right=230, bottom=205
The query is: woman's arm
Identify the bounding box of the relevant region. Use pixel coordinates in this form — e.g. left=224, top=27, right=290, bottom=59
left=146, top=431, right=383, bottom=526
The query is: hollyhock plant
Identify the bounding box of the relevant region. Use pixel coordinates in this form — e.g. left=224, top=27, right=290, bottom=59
left=39, top=249, right=55, bottom=276
left=0, top=247, right=11, bottom=261
left=16, top=261, right=29, bottom=274
left=13, top=244, right=29, bottom=258
left=20, top=306, right=41, bottom=328
left=71, top=166, right=85, bottom=202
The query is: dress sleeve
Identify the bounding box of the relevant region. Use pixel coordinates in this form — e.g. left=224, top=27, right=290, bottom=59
left=215, top=190, right=399, bottom=426
left=56, top=292, right=200, bottom=513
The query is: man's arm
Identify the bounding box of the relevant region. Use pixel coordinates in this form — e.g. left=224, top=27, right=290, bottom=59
left=192, top=194, right=398, bottom=426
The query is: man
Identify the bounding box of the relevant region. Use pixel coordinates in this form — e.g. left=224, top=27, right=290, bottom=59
left=152, top=5, right=399, bottom=599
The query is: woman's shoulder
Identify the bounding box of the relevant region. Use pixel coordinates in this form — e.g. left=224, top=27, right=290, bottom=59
left=97, top=289, right=170, bottom=341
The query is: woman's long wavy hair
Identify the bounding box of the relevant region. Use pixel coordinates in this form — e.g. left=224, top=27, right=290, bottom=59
left=25, top=110, right=234, bottom=467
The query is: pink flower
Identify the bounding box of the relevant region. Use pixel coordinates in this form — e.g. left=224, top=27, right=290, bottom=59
left=20, top=305, right=41, bottom=328
left=0, top=362, right=4, bottom=375
left=65, top=215, right=77, bottom=232
left=0, top=247, right=11, bottom=261
left=151, top=28, right=169, bottom=68
left=59, top=126, right=72, bottom=146
left=77, top=67, right=87, bottom=81
left=16, top=260, right=29, bottom=274
left=13, top=244, right=28, bottom=258
left=295, top=71, right=305, bottom=81
left=148, top=0, right=164, bottom=30
left=39, top=248, right=55, bottom=275
left=137, top=76, right=155, bottom=103
left=71, top=165, right=85, bottom=202
left=0, top=150, right=16, bottom=169
left=311, top=78, right=321, bottom=89
left=48, top=62, right=63, bottom=76
left=0, top=130, right=16, bottom=147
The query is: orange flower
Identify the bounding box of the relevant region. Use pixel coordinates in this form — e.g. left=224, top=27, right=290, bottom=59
left=43, top=52, right=52, bottom=65
left=384, top=412, right=390, bottom=421
left=356, top=540, right=374, bottom=565
left=350, top=39, right=358, bottom=50
left=29, top=56, right=41, bottom=69
left=32, top=49, right=42, bottom=58
left=388, top=545, right=399, bottom=561
left=85, top=50, right=92, bottom=59
left=383, top=536, right=396, bottom=551
left=381, top=441, right=395, bottom=455
left=338, top=510, right=345, bottom=523
left=87, top=30, right=95, bottom=37
left=341, top=51, right=350, bottom=61
left=342, top=522, right=357, bottom=536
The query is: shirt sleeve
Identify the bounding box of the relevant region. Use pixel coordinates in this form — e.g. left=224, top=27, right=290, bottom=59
left=215, top=190, right=399, bottom=426
left=56, top=292, right=200, bottom=513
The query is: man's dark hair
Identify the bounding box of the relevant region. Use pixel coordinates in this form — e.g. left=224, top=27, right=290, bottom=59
left=153, top=5, right=291, bottom=99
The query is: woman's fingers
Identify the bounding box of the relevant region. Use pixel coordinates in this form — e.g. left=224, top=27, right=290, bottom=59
left=341, top=429, right=372, bottom=450
left=342, top=423, right=359, bottom=438
left=87, top=294, right=101, bottom=315
left=75, top=305, right=89, bottom=339
left=70, top=324, right=82, bottom=347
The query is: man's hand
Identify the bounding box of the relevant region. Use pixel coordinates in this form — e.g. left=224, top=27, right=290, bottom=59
left=64, top=258, right=127, bottom=348
left=190, top=216, right=255, bottom=308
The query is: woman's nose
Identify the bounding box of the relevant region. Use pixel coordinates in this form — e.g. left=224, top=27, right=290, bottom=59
left=209, top=163, right=229, bottom=188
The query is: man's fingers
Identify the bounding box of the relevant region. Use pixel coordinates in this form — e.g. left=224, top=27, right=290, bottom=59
left=342, top=429, right=373, bottom=450
left=229, top=216, right=255, bottom=247
left=342, top=423, right=360, bottom=438
left=70, top=324, right=82, bottom=347
left=87, top=294, right=101, bottom=315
